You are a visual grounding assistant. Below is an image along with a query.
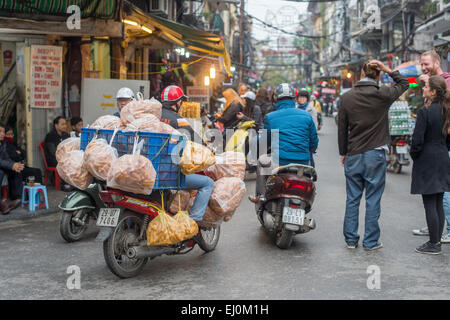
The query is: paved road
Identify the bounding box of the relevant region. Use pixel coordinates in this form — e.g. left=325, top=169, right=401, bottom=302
left=1, top=117, right=449, bottom=300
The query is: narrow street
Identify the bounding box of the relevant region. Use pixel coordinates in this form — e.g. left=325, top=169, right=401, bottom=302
left=1, top=117, right=448, bottom=300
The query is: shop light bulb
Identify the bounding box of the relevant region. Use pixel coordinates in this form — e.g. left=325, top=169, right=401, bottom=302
left=141, top=26, right=153, bottom=34
left=205, top=76, right=210, bottom=86
left=122, top=19, right=138, bottom=26
left=210, top=66, right=216, bottom=79
left=185, top=51, right=190, bottom=58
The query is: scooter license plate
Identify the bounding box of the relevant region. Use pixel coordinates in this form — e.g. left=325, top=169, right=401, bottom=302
left=96, top=208, right=121, bottom=227
left=282, top=207, right=305, bottom=226
left=396, top=146, right=408, bottom=154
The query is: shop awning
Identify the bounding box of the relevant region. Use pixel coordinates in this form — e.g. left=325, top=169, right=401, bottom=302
left=123, top=1, right=232, bottom=76
left=0, top=0, right=119, bottom=19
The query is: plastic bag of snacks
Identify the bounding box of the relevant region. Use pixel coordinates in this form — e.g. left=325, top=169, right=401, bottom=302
left=173, top=211, right=199, bottom=240
left=55, top=137, right=80, bottom=163
left=209, top=177, right=246, bottom=215
left=179, top=141, right=216, bottom=175
left=107, top=138, right=156, bottom=195
left=90, top=115, right=122, bottom=130
left=83, top=134, right=119, bottom=181
left=57, top=150, right=93, bottom=190
left=159, top=122, right=182, bottom=136
left=120, top=97, right=162, bottom=126
left=146, top=211, right=185, bottom=246
left=125, top=114, right=161, bottom=133
left=168, top=190, right=191, bottom=213
left=204, top=151, right=246, bottom=181
left=200, top=206, right=224, bottom=227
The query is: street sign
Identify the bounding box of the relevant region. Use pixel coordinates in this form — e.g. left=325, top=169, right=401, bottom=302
left=186, top=86, right=209, bottom=104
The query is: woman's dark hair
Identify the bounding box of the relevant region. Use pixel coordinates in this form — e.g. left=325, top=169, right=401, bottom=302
left=362, top=61, right=381, bottom=80
left=256, top=88, right=269, bottom=104
left=243, top=97, right=255, bottom=118
left=428, top=76, right=450, bottom=134
left=4, top=125, right=12, bottom=133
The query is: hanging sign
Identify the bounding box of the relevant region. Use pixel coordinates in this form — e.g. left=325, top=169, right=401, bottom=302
left=30, top=45, right=62, bottom=109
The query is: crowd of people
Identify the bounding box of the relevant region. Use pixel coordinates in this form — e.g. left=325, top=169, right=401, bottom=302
left=1, top=48, right=448, bottom=256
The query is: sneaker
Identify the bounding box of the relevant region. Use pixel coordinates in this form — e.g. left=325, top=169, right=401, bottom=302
left=346, top=243, right=358, bottom=249
left=415, top=241, right=441, bottom=255
left=364, top=243, right=383, bottom=251
left=441, top=233, right=450, bottom=243
left=412, top=227, right=429, bottom=236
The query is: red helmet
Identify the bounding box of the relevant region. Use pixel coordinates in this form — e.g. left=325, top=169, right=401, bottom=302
left=161, top=85, right=187, bottom=103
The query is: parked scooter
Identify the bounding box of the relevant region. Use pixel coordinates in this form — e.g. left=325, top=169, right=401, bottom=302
left=387, top=135, right=411, bottom=174
left=58, top=182, right=106, bottom=242
left=254, top=158, right=317, bottom=249
left=96, top=189, right=220, bottom=279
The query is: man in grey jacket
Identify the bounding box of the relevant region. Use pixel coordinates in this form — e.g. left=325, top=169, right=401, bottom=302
left=338, top=60, right=409, bottom=250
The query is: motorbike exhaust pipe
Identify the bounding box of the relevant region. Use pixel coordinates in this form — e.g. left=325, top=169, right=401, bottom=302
left=127, top=246, right=176, bottom=260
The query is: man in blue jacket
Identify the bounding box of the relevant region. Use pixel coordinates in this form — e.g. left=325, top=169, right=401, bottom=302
left=249, top=83, right=319, bottom=202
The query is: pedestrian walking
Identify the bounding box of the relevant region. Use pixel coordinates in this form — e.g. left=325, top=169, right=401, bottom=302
left=338, top=60, right=409, bottom=250
left=410, top=76, right=450, bottom=255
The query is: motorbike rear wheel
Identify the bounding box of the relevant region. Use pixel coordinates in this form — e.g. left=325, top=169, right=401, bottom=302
left=275, top=228, right=294, bottom=249
left=59, top=210, right=89, bottom=243
left=197, top=226, right=220, bottom=252
left=103, top=210, right=148, bottom=279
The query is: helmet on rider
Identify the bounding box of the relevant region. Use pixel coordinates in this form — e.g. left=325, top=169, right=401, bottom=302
left=297, top=88, right=310, bottom=100
left=116, top=87, right=135, bottom=111
left=161, top=85, right=187, bottom=112
left=274, top=83, right=296, bottom=102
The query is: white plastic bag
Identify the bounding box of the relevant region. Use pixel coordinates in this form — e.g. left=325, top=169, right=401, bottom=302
left=120, top=97, right=162, bottom=126
left=209, top=177, right=246, bottom=215
left=83, top=132, right=119, bottom=181
left=55, top=137, right=80, bottom=163
left=107, top=137, right=156, bottom=195
left=90, top=115, right=123, bottom=130
left=204, top=151, right=246, bottom=181
left=57, top=150, right=93, bottom=190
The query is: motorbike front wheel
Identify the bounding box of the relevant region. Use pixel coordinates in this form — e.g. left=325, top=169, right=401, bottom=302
left=59, top=210, right=89, bottom=243
left=103, top=211, right=148, bottom=279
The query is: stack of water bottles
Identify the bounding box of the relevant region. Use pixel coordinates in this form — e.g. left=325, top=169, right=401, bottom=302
left=389, top=100, right=413, bottom=136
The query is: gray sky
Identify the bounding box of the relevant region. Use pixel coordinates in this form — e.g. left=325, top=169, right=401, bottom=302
left=246, top=0, right=308, bottom=42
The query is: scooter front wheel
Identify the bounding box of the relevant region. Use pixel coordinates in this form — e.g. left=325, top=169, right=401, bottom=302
left=59, top=210, right=89, bottom=243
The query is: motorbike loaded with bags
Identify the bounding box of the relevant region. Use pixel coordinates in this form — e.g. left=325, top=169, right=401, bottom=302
left=57, top=117, right=246, bottom=279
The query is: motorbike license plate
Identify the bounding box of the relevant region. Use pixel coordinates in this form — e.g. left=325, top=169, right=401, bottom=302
left=96, top=208, right=121, bottom=227
left=396, top=146, right=408, bottom=154
left=282, top=207, right=305, bottom=226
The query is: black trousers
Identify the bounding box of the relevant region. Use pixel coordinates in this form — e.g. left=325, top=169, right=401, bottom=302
left=0, top=169, right=23, bottom=201
left=422, top=193, right=445, bottom=243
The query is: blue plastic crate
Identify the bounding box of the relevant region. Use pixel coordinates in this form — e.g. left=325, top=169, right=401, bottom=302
left=80, top=128, right=186, bottom=190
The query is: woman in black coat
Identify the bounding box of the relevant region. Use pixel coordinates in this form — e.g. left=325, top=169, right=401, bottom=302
left=410, top=76, right=450, bottom=255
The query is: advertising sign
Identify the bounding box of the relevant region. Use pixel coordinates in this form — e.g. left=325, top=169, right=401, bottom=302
left=30, top=45, right=62, bottom=109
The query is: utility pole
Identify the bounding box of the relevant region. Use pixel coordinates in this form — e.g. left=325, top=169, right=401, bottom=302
left=239, top=0, right=245, bottom=84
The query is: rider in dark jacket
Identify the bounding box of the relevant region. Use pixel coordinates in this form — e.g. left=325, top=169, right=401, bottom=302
left=159, top=85, right=214, bottom=226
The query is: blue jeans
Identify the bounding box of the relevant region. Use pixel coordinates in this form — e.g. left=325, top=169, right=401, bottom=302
left=182, top=174, right=215, bottom=221
left=443, top=192, right=450, bottom=234
left=344, top=149, right=386, bottom=248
